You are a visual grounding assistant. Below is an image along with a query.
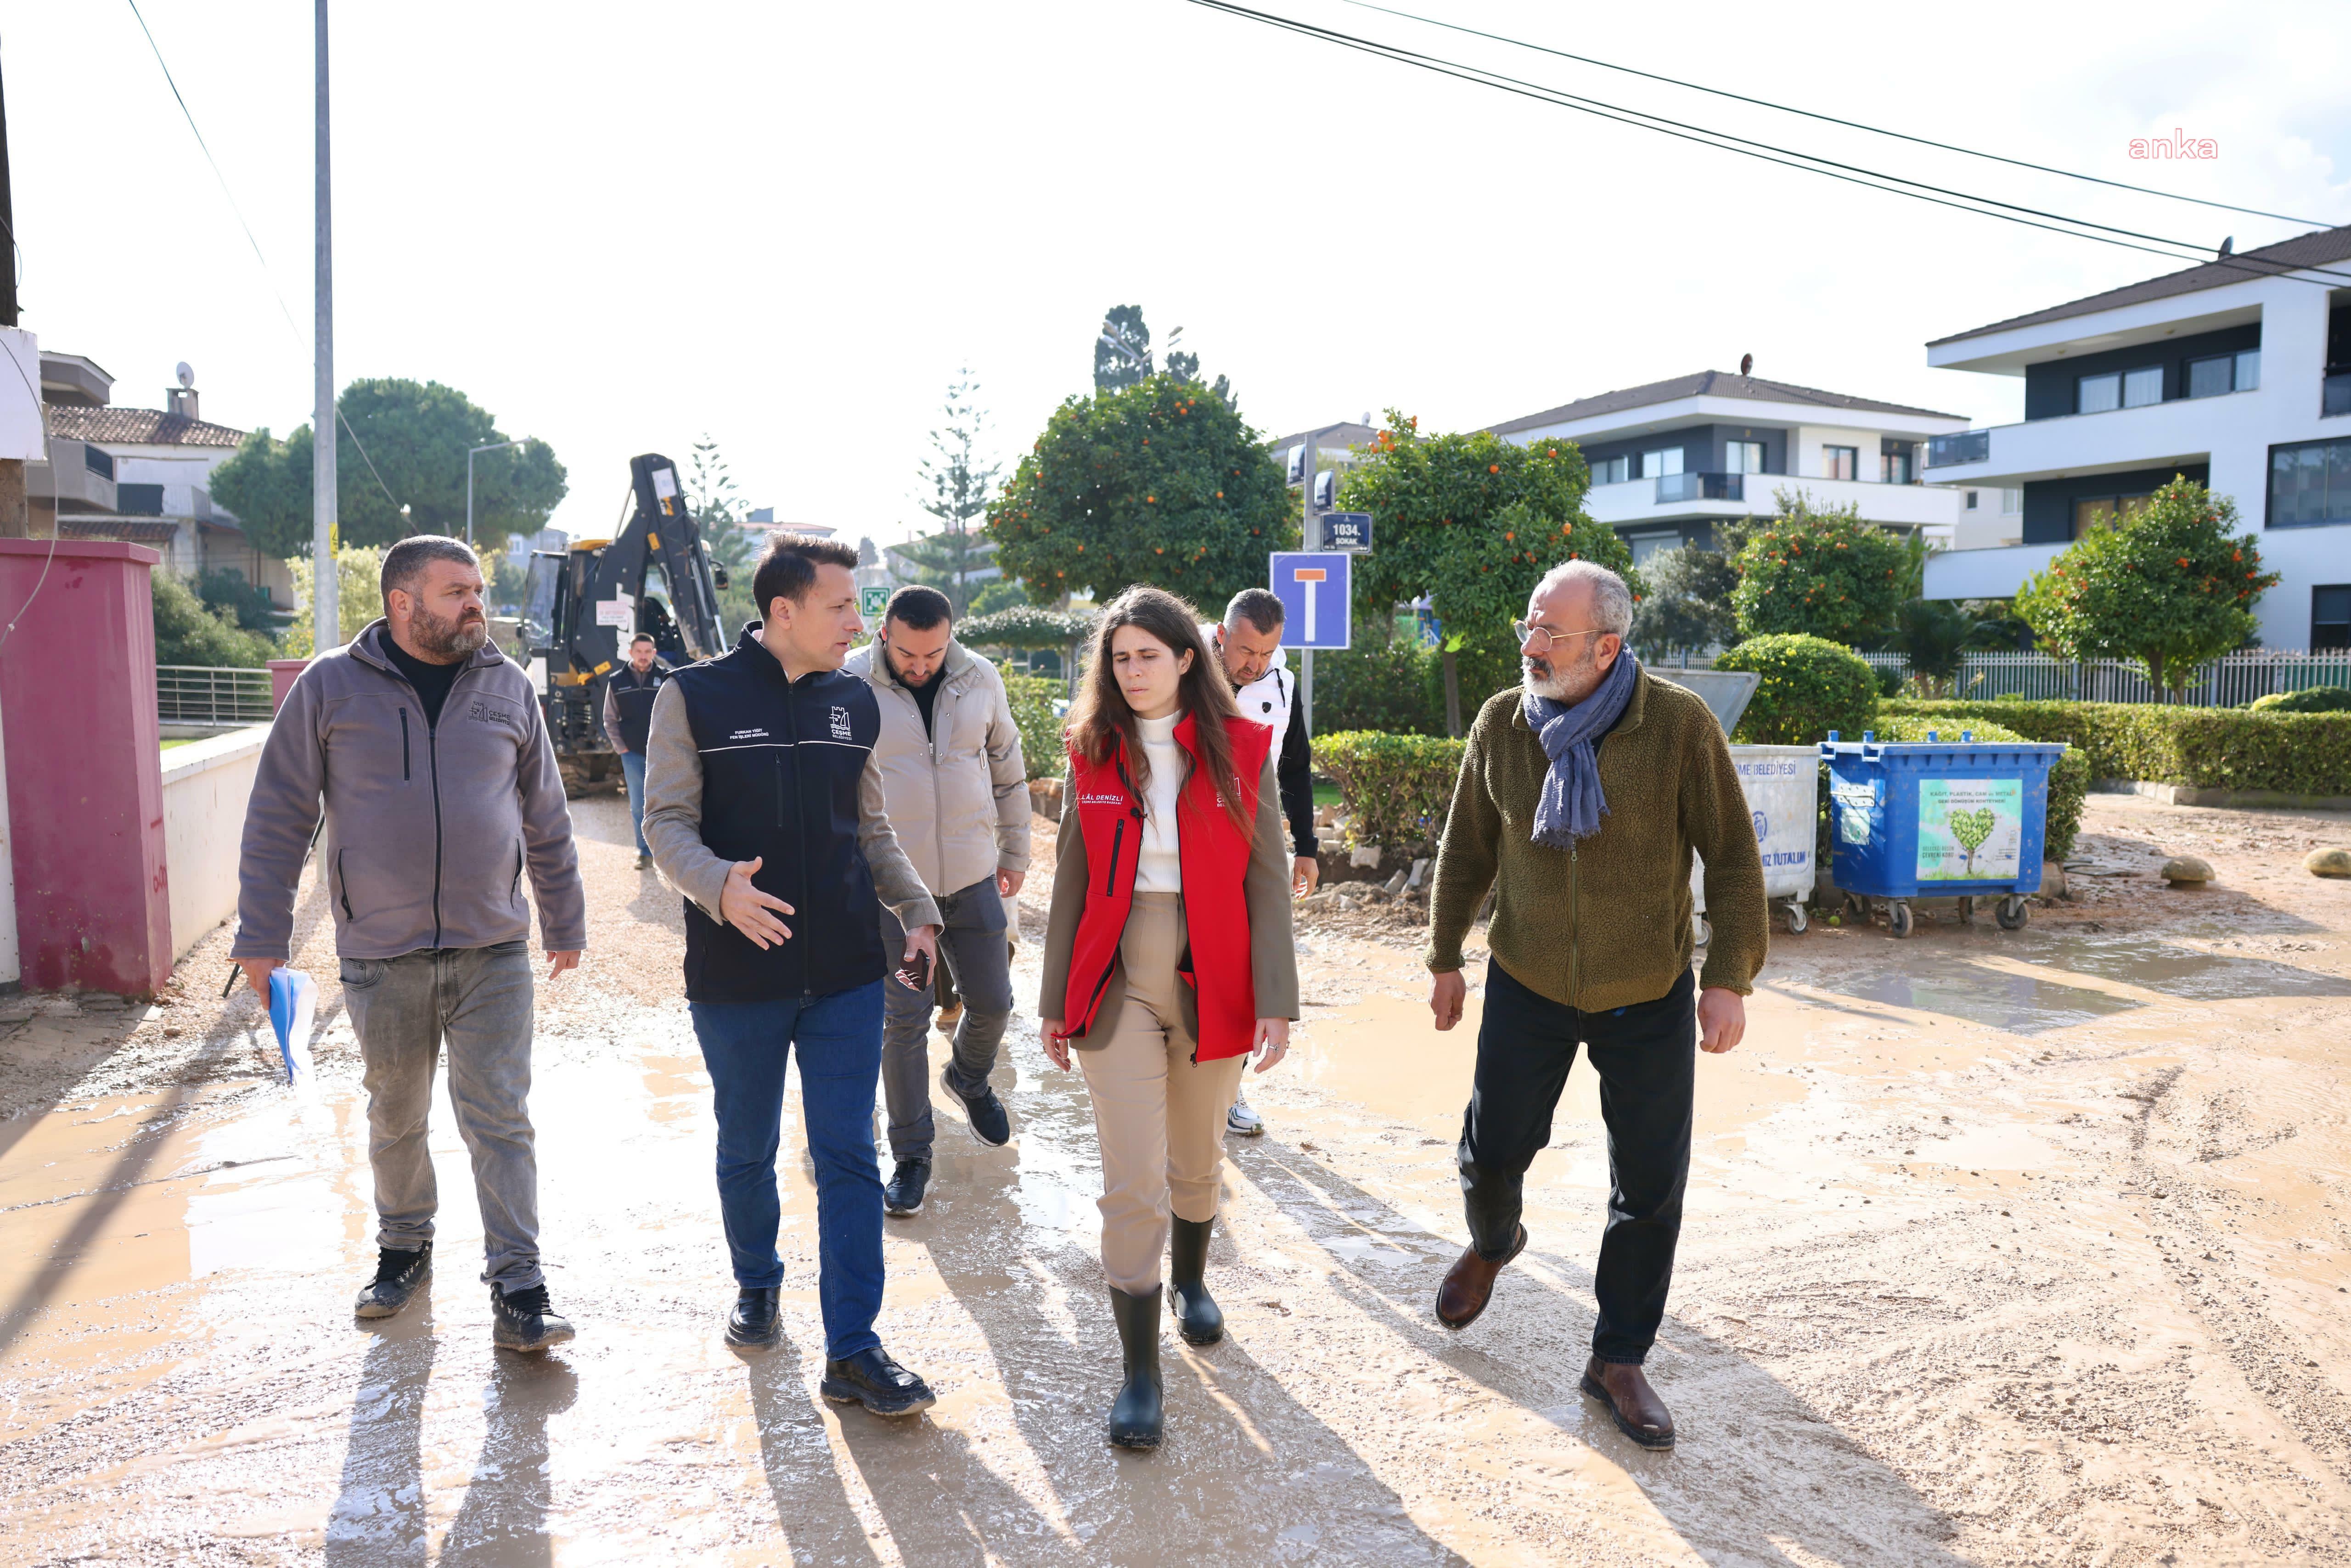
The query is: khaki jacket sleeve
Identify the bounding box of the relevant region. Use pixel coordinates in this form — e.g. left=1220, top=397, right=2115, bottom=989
left=1245, top=750, right=1300, bottom=1018
left=1424, top=716, right=1501, bottom=973
left=1038, top=768, right=1087, bottom=1021
left=642, top=680, right=732, bottom=923
left=859, top=750, right=945, bottom=933
left=1685, top=712, right=1769, bottom=995
left=982, top=662, right=1032, bottom=875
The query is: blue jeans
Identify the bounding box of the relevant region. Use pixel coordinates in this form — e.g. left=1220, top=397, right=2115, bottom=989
left=619, top=750, right=649, bottom=855
left=689, top=980, right=886, bottom=1359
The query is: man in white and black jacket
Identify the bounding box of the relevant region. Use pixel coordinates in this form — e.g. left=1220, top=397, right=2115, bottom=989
left=641, top=533, right=944, bottom=1418
left=1206, top=588, right=1322, bottom=1138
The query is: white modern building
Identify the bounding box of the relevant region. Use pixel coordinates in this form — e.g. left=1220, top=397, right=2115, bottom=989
left=1920, top=224, right=2351, bottom=652
left=1487, top=370, right=1972, bottom=564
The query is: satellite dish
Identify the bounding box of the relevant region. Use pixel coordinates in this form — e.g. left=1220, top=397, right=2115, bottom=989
left=176, top=362, right=195, bottom=388
left=1739, top=353, right=1754, bottom=377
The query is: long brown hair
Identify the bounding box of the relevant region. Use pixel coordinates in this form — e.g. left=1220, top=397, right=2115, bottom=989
left=1068, top=585, right=1256, bottom=842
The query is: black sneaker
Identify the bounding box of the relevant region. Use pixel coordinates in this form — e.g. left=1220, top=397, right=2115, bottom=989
left=354, top=1242, right=432, bottom=1319
left=820, top=1347, right=936, bottom=1416
left=941, top=1065, right=1012, bottom=1148
left=726, top=1286, right=781, bottom=1349
left=491, top=1281, right=576, bottom=1352
left=884, top=1158, right=931, bottom=1217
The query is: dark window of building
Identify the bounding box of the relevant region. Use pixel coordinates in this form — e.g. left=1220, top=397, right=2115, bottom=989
left=1591, top=455, right=1629, bottom=485
left=1726, top=440, right=1764, bottom=474
left=1641, top=448, right=1683, bottom=479
left=2268, top=436, right=2351, bottom=528
left=2078, top=372, right=2121, bottom=414
left=2123, top=367, right=2162, bottom=407
left=2186, top=350, right=2261, bottom=399
left=2313, top=585, right=2351, bottom=651
left=81, top=444, right=115, bottom=480
left=116, top=483, right=165, bottom=516
left=2072, top=494, right=2152, bottom=538
left=1964, top=490, right=1980, bottom=510
left=1823, top=445, right=1857, bottom=481
left=1882, top=448, right=1915, bottom=484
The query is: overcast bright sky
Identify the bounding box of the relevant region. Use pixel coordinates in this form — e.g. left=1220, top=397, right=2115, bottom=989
left=12, top=1, right=2349, bottom=548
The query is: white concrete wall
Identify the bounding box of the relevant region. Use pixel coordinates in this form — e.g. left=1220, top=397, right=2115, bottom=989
left=162, top=724, right=268, bottom=962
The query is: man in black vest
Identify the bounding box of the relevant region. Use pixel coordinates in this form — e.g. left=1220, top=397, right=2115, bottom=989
left=640, top=534, right=944, bottom=1416
left=602, top=632, right=669, bottom=868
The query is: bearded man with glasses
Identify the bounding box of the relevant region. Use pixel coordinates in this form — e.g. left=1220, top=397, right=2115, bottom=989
left=1421, top=558, right=1767, bottom=1450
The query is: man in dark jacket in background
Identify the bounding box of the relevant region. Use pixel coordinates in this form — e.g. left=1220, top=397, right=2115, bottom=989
left=234, top=536, right=587, bottom=1353
left=641, top=533, right=943, bottom=1417
left=602, top=632, right=669, bottom=868
left=1208, top=588, right=1321, bottom=1138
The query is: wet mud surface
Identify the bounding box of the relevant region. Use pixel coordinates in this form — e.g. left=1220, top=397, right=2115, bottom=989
left=4, top=794, right=2350, bottom=1564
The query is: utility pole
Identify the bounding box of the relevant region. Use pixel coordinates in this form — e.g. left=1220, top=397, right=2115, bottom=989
left=0, top=43, right=30, bottom=540
left=1298, top=431, right=1318, bottom=735
left=312, top=0, right=338, bottom=651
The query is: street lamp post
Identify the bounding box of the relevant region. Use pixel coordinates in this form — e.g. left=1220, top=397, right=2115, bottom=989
left=466, top=438, right=527, bottom=547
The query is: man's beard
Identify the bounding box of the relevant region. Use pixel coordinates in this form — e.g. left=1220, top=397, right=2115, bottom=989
left=887, top=646, right=938, bottom=689
left=413, top=603, right=487, bottom=660
left=1523, top=643, right=1597, bottom=703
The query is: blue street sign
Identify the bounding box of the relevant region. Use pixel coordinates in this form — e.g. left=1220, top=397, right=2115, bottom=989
left=1320, top=512, right=1372, bottom=552
left=1270, top=551, right=1350, bottom=650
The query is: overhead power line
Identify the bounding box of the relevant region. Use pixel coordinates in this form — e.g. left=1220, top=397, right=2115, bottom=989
left=122, top=0, right=402, bottom=513
left=1181, top=0, right=2351, bottom=289
left=1339, top=0, right=2338, bottom=230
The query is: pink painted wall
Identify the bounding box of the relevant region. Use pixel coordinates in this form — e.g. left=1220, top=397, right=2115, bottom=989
left=0, top=540, right=171, bottom=996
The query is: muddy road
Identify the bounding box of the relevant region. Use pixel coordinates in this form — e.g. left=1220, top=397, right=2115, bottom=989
left=4, top=793, right=2350, bottom=1565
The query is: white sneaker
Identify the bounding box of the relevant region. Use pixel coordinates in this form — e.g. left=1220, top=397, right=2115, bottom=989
left=1226, top=1096, right=1264, bottom=1137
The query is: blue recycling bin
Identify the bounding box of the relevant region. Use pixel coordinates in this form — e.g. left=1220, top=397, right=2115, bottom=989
left=1821, top=730, right=2069, bottom=937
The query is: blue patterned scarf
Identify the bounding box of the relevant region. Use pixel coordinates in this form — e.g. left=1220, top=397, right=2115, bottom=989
left=1524, top=652, right=1640, bottom=849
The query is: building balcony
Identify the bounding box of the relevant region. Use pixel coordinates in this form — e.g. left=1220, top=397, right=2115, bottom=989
left=1911, top=389, right=2253, bottom=485
left=1653, top=471, right=1743, bottom=503
left=25, top=437, right=118, bottom=514
left=1584, top=470, right=1958, bottom=530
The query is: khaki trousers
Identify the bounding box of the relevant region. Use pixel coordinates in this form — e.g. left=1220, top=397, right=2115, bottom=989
left=1077, top=893, right=1248, bottom=1294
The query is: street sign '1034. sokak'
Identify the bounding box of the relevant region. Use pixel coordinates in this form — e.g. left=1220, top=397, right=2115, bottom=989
left=1270, top=551, right=1350, bottom=650
left=1319, top=512, right=1372, bottom=551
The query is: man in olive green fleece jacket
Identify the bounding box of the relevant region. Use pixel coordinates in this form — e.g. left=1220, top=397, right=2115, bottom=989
left=1423, top=561, right=1766, bottom=1451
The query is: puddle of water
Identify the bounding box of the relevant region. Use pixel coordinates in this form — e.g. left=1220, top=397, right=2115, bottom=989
left=1296, top=986, right=1808, bottom=1143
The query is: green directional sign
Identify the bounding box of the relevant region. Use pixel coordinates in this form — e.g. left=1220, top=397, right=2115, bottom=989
left=860, top=586, right=890, bottom=620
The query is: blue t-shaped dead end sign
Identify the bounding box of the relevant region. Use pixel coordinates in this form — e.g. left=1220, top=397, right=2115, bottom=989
left=1270, top=551, right=1350, bottom=650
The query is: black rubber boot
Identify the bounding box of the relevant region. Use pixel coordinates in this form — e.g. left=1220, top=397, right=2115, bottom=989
left=1106, top=1286, right=1164, bottom=1450
left=1167, top=1216, right=1224, bottom=1346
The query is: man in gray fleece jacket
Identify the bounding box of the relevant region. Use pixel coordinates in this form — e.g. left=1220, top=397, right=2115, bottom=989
left=233, top=537, right=587, bottom=1352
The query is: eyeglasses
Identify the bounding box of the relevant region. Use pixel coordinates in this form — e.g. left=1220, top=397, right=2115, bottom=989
left=1511, top=619, right=1605, bottom=656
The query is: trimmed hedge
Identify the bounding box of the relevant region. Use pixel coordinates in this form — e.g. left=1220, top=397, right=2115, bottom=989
left=1311, top=639, right=1450, bottom=736
left=1883, top=698, right=2351, bottom=798
left=1314, top=730, right=1465, bottom=851
left=2249, top=686, right=2351, bottom=714
left=1869, top=712, right=2089, bottom=861
left=1001, top=674, right=1067, bottom=781
left=1714, top=633, right=1879, bottom=746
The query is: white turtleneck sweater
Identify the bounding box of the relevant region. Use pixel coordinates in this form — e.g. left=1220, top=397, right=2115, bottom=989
left=1133, top=711, right=1186, bottom=892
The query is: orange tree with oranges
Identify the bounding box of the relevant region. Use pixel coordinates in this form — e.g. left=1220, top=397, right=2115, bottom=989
left=1727, top=487, right=1913, bottom=647
left=984, top=375, right=1294, bottom=609
left=1339, top=410, right=1629, bottom=734
left=2014, top=477, right=2277, bottom=699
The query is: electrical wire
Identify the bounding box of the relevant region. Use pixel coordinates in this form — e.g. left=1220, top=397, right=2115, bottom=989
left=1182, top=0, right=2351, bottom=288
left=122, top=0, right=405, bottom=514
left=1338, top=0, right=2337, bottom=230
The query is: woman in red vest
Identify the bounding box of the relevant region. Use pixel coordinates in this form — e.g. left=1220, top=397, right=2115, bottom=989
left=1039, top=585, right=1299, bottom=1450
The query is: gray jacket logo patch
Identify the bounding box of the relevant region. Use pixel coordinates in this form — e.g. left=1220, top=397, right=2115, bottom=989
left=468, top=698, right=517, bottom=726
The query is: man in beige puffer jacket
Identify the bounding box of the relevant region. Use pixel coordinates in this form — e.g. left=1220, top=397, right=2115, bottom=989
left=843, top=587, right=1029, bottom=1215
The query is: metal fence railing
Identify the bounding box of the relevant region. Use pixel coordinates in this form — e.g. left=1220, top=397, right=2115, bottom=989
left=157, top=665, right=275, bottom=727
left=1856, top=649, right=2351, bottom=706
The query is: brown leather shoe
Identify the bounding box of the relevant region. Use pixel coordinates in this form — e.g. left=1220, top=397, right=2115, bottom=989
left=1434, top=1225, right=1526, bottom=1329
left=1580, top=1356, right=1674, bottom=1450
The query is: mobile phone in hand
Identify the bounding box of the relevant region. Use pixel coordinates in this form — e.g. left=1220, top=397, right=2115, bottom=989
left=893, top=949, right=931, bottom=993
